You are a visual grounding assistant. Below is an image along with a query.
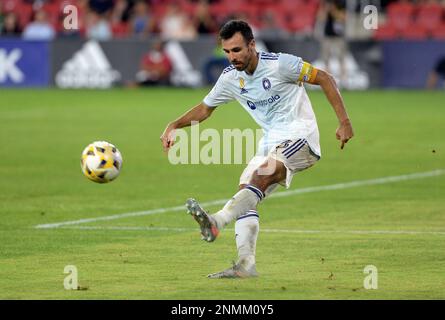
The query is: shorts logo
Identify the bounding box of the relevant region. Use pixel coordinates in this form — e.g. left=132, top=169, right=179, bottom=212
left=247, top=100, right=256, bottom=110
left=279, top=140, right=293, bottom=148
left=262, top=78, right=271, bottom=91
left=239, top=77, right=248, bottom=94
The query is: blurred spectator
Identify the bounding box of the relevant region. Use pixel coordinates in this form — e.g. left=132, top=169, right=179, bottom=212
left=0, top=7, right=4, bottom=31
left=22, top=9, right=55, bottom=40
left=257, top=11, right=289, bottom=39
left=89, top=0, right=114, bottom=15
left=135, top=41, right=173, bottom=86
left=203, top=40, right=230, bottom=84
left=129, top=0, right=154, bottom=37
left=426, top=56, right=445, bottom=89
left=110, top=0, right=129, bottom=25
left=318, top=0, right=348, bottom=84
left=23, top=0, right=52, bottom=6
left=160, top=2, right=197, bottom=40
left=1, top=12, right=22, bottom=37
left=86, top=10, right=112, bottom=40
left=193, top=0, right=217, bottom=34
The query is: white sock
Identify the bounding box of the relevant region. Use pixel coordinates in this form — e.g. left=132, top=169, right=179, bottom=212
left=211, top=185, right=264, bottom=229
left=235, top=210, right=259, bottom=269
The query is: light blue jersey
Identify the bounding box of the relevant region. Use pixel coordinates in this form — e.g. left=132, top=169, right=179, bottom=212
left=203, top=51, right=321, bottom=157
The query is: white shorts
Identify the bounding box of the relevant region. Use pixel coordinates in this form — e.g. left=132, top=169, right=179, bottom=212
left=239, top=139, right=320, bottom=196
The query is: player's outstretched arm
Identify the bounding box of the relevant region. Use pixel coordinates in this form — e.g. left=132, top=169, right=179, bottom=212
left=311, top=69, right=354, bottom=149
left=160, top=103, right=216, bottom=152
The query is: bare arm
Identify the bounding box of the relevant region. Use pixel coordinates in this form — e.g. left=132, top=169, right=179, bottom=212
left=160, top=102, right=216, bottom=152
left=311, top=69, right=354, bottom=149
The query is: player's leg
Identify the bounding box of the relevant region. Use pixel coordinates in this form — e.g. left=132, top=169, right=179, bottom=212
left=186, top=198, right=219, bottom=242
left=187, top=141, right=267, bottom=243
left=188, top=140, right=319, bottom=241
left=210, top=157, right=285, bottom=228
left=186, top=179, right=268, bottom=243
left=187, top=147, right=298, bottom=244
left=207, top=161, right=286, bottom=279
left=207, top=184, right=260, bottom=279
left=185, top=176, right=271, bottom=244
left=207, top=140, right=320, bottom=278
left=186, top=153, right=280, bottom=277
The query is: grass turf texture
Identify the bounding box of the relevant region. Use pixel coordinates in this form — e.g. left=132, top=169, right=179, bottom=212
left=0, top=88, right=444, bottom=299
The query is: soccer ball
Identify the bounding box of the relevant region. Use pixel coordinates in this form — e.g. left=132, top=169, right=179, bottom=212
left=80, top=141, right=123, bottom=183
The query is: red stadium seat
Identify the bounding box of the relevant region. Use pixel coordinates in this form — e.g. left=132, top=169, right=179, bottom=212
left=151, top=3, right=169, bottom=21
left=111, top=22, right=129, bottom=38
left=373, top=23, right=399, bottom=40
left=401, top=24, right=428, bottom=40
left=209, top=2, right=258, bottom=25
left=260, top=7, right=289, bottom=30
left=41, top=3, right=61, bottom=28
left=181, top=2, right=198, bottom=17
left=209, top=3, right=233, bottom=22
left=415, top=3, right=443, bottom=31
left=286, top=4, right=317, bottom=33
left=431, top=23, right=445, bottom=40
left=386, top=1, right=415, bottom=31
left=221, top=0, right=248, bottom=7
left=281, top=0, right=308, bottom=6
left=4, top=1, right=33, bottom=29
left=1, top=0, right=20, bottom=12
left=288, top=16, right=315, bottom=34
left=251, top=0, right=277, bottom=4
left=282, top=0, right=318, bottom=13
left=235, top=4, right=260, bottom=25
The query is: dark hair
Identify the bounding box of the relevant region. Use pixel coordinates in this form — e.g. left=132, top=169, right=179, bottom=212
left=219, top=20, right=254, bottom=44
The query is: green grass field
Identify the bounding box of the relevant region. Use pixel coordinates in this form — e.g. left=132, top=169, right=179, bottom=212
left=0, top=88, right=444, bottom=300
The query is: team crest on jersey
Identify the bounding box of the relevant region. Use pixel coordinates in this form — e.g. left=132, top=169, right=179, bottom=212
left=262, top=78, right=271, bottom=91
left=239, top=77, right=248, bottom=94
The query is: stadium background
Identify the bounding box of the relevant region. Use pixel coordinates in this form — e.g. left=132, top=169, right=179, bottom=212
left=1, top=0, right=445, bottom=89
left=1, top=0, right=444, bottom=300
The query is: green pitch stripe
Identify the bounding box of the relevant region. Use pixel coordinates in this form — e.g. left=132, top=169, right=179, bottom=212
left=61, top=225, right=445, bottom=236
left=34, top=169, right=445, bottom=230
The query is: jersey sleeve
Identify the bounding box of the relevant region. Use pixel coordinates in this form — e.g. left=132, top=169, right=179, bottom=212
left=278, top=53, right=318, bottom=84
left=202, top=73, right=234, bottom=108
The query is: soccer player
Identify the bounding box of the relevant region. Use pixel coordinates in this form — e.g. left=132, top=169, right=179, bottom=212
left=160, top=20, right=354, bottom=278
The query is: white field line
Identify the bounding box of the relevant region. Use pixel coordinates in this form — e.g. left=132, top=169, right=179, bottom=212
left=34, top=169, right=445, bottom=229
left=62, top=225, right=445, bottom=236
